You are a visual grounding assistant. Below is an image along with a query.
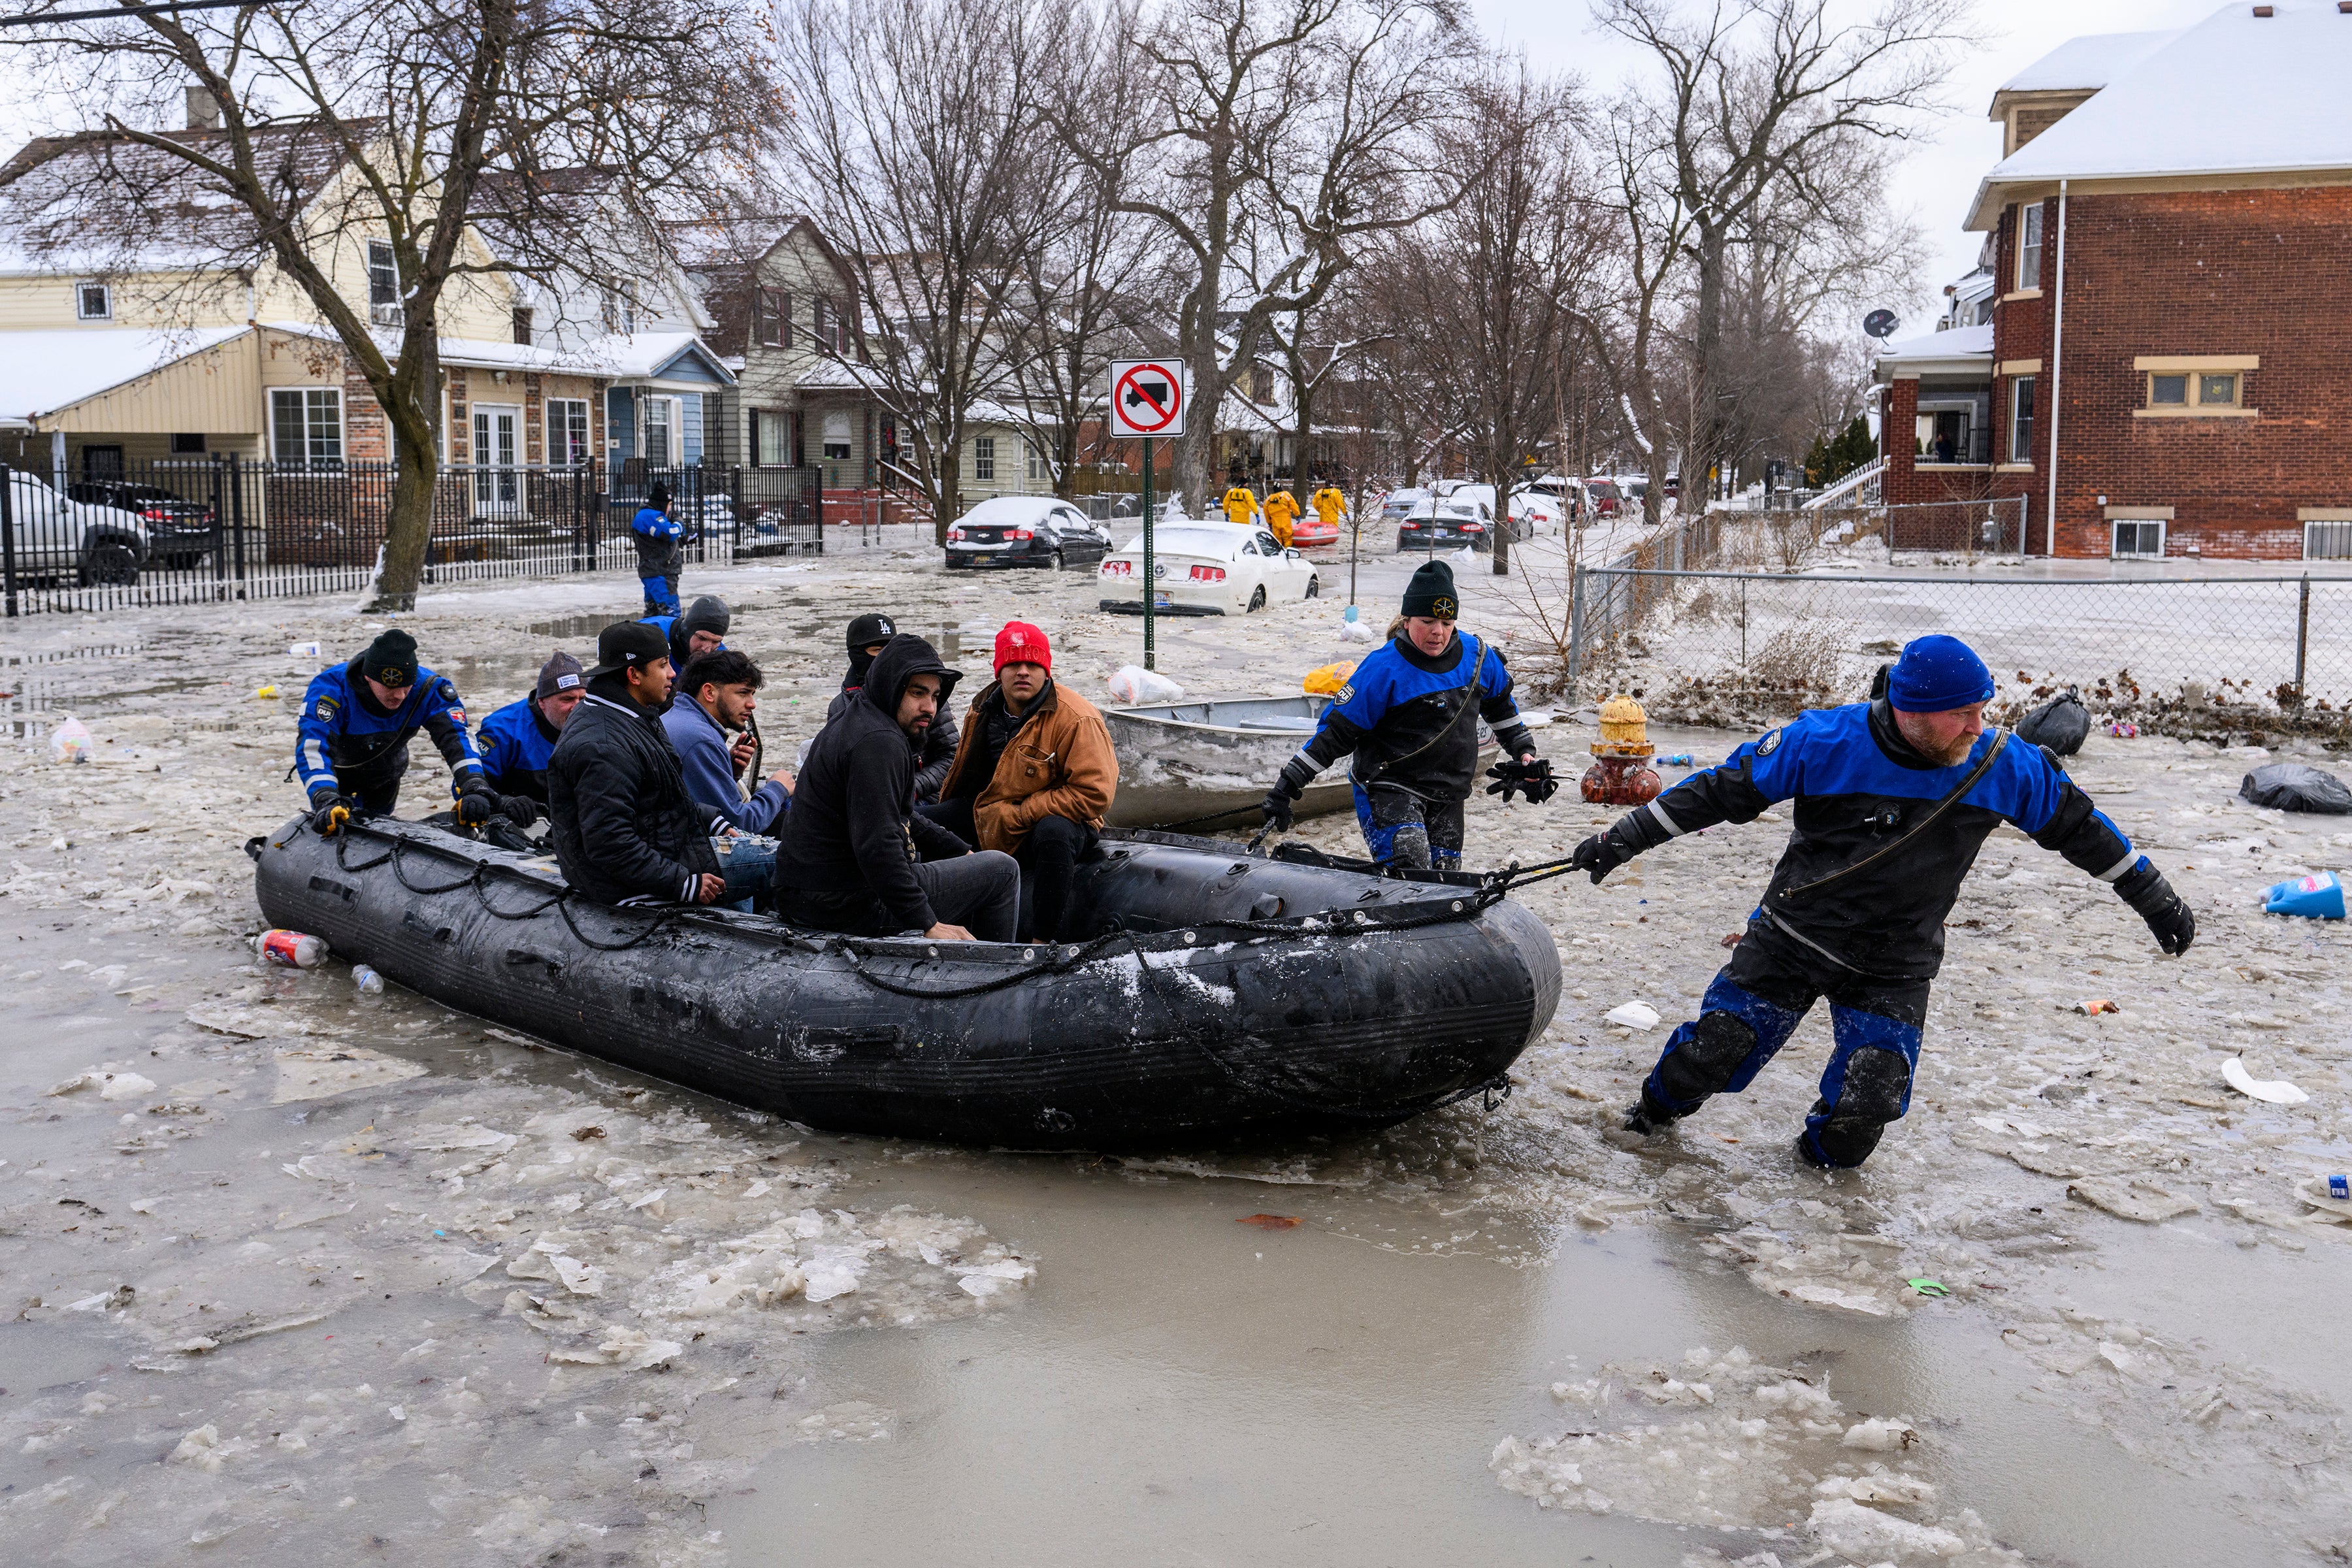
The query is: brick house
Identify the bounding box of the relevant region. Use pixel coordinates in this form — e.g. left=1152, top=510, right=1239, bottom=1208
left=1876, top=3, right=2352, bottom=561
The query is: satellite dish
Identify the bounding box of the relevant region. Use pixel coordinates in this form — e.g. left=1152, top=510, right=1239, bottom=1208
left=1863, top=309, right=1899, bottom=339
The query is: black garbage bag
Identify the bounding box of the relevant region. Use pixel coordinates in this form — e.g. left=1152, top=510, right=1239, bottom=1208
left=2015, top=686, right=2091, bottom=757
left=2240, top=761, right=2352, bottom=814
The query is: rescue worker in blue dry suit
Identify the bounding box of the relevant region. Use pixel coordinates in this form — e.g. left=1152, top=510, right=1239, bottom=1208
left=642, top=594, right=731, bottom=684
left=632, top=482, right=685, bottom=616
left=472, top=651, right=586, bottom=813
left=293, top=629, right=517, bottom=834
left=1260, top=558, right=1556, bottom=870
left=1574, top=634, right=2197, bottom=1169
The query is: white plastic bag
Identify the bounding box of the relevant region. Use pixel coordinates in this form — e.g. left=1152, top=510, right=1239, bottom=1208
left=50, top=715, right=93, bottom=764
left=1336, top=617, right=1375, bottom=645
left=1106, top=665, right=1184, bottom=705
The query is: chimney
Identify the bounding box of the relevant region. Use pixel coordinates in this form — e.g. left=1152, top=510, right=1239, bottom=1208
left=185, top=85, right=221, bottom=130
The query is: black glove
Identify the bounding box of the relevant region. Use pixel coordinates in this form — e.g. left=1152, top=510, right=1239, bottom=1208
left=1569, top=832, right=1633, bottom=885
left=1263, top=757, right=1314, bottom=832
left=455, top=792, right=495, bottom=828
left=1486, top=756, right=1558, bottom=805
left=308, top=791, right=355, bottom=835
left=1260, top=787, right=1296, bottom=833
left=2115, top=860, right=2195, bottom=955
left=498, top=794, right=541, bottom=828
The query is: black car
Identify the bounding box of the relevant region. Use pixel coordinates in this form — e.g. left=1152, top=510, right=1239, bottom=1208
left=67, top=480, right=218, bottom=569
left=1395, top=497, right=1499, bottom=553
left=944, top=497, right=1113, bottom=570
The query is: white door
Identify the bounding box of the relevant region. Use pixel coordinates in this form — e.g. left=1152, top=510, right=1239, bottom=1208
left=472, top=404, right=521, bottom=514
left=644, top=398, right=675, bottom=470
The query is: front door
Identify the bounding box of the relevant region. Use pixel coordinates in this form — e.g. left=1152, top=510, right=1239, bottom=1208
left=472, top=405, right=521, bottom=514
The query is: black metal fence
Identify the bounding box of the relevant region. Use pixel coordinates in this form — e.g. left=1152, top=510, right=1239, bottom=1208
left=0, top=458, right=826, bottom=617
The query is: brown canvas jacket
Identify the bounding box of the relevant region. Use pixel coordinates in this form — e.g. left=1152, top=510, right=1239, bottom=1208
left=936, top=679, right=1119, bottom=853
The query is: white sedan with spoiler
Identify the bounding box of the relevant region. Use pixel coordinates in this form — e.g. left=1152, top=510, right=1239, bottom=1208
left=1096, top=520, right=1319, bottom=616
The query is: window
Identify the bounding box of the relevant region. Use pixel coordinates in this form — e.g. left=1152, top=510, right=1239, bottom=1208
left=973, top=436, right=995, bottom=482
left=170, top=433, right=206, bottom=456
left=753, top=287, right=790, bottom=349
left=2149, top=374, right=2187, bottom=406
left=601, top=287, right=636, bottom=335
left=2306, top=517, right=2352, bottom=561
left=2016, top=203, right=2044, bottom=291
left=642, top=397, right=674, bottom=469
left=821, top=410, right=851, bottom=461
left=1026, top=441, right=1043, bottom=482
left=270, top=387, right=344, bottom=468
left=80, top=446, right=124, bottom=482
left=2009, top=376, right=2035, bottom=463
left=2137, top=358, right=2254, bottom=416
left=512, top=307, right=533, bottom=347
left=755, top=410, right=793, bottom=466
left=548, top=399, right=591, bottom=467
left=367, top=239, right=400, bottom=325
left=2198, top=373, right=2238, bottom=406
left=76, top=280, right=111, bottom=320
left=2112, top=519, right=2164, bottom=559
left=812, top=297, right=836, bottom=353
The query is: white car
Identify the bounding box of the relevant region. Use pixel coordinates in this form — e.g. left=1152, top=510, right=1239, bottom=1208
left=6, top=470, right=150, bottom=585
left=1096, top=520, right=1319, bottom=615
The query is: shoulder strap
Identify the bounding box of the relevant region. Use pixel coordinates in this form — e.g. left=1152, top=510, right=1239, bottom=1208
left=1773, top=728, right=2011, bottom=905
left=1358, top=634, right=1484, bottom=786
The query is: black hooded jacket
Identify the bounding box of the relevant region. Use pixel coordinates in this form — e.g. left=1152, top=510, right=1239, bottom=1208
left=828, top=653, right=960, bottom=801
left=781, top=636, right=971, bottom=930
left=547, top=671, right=727, bottom=904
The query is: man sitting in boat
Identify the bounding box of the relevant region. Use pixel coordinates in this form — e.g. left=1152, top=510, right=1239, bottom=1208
left=776, top=634, right=1020, bottom=943
left=832, top=612, right=958, bottom=802
left=1260, top=559, right=1555, bottom=870
left=664, top=649, right=793, bottom=838
left=1580, top=634, right=2194, bottom=1168
left=296, top=629, right=517, bottom=836
left=546, top=621, right=778, bottom=908
left=473, top=651, right=585, bottom=813
left=930, top=622, right=1117, bottom=941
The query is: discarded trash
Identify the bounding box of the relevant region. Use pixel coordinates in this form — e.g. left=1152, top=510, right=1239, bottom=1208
left=1605, top=1001, right=1661, bottom=1030
left=2261, top=872, right=2345, bottom=920
left=1657, top=753, right=1694, bottom=766
left=1106, top=664, right=1184, bottom=704
left=1335, top=615, right=1375, bottom=645
left=2106, top=719, right=2139, bottom=738
left=2223, top=1056, right=2309, bottom=1105
left=48, top=715, right=92, bottom=764
left=1301, top=660, right=1356, bottom=695
left=48, top=1068, right=156, bottom=1100
left=1906, top=1278, right=1950, bottom=1298
left=2241, top=762, right=2352, bottom=814
left=1236, top=1213, right=1301, bottom=1230
left=258, top=929, right=327, bottom=969
left=256, top=685, right=279, bottom=699
left=351, top=964, right=385, bottom=996
left=2332, top=1175, right=2349, bottom=1200
left=1719, top=932, right=1741, bottom=948
left=2015, top=686, right=2091, bottom=756
left=287, top=641, right=322, bottom=658
left=1840, top=1416, right=1919, bottom=1452
left=2072, top=998, right=2120, bottom=1016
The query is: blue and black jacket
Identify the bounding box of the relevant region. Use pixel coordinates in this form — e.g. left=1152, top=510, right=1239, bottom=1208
left=632, top=504, right=683, bottom=579
left=1617, top=700, right=2141, bottom=978
left=475, top=696, right=560, bottom=804
left=294, top=658, right=483, bottom=803
left=1288, top=630, right=1535, bottom=801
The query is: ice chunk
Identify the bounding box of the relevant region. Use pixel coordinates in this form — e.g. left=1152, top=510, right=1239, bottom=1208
left=271, top=1047, right=427, bottom=1104
left=1840, top=1417, right=1919, bottom=1451
left=549, top=1326, right=681, bottom=1370
left=1807, top=1497, right=1965, bottom=1559
left=169, top=1424, right=225, bottom=1473
left=47, top=1069, right=156, bottom=1100
left=1604, top=1002, right=1661, bottom=1031
left=2067, top=1177, right=2198, bottom=1224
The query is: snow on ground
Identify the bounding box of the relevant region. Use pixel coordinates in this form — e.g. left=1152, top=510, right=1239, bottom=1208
left=3, top=523, right=2351, bottom=1563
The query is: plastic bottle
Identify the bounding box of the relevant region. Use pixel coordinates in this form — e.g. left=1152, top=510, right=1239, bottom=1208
left=2261, top=872, right=2345, bottom=920
left=1658, top=753, right=1695, bottom=767
left=351, top=964, right=385, bottom=995
left=258, top=929, right=329, bottom=968
left=49, top=715, right=92, bottom=764
left=287, top=641, right=322, bottom=658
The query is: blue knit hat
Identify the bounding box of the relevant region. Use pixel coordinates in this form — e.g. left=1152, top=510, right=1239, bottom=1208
left=1887, top=634, right=1994, bottom=712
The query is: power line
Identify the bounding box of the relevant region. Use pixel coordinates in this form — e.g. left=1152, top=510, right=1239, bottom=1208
left=1, top=0, right=248, bottom=27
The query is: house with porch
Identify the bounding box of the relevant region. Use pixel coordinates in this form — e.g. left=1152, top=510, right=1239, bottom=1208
left=1877, top=1, right=2352, bottom=561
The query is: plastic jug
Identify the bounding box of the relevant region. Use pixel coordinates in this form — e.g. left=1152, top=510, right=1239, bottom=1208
left=2262, top=872, right=2345, bottom=919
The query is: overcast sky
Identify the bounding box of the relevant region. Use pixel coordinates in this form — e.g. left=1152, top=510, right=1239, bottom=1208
left=1471, top=0, right=2225, bottom=338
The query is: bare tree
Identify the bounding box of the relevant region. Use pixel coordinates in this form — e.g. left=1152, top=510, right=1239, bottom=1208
left=772, top=0, right=1062, bottom=538
left=5, top=0, right=774, bottom=609
left=1594, top=0, right=1969, bottom=505
left=1068, top=0, right=1473, bottom=507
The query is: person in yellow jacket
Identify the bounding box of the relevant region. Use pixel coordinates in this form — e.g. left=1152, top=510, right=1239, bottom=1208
left=1262, top=487, right=1299, bottom=547
left=1311, top=480, right=1346, bottom=530
left=1221, top=481, right=1260, bottom=526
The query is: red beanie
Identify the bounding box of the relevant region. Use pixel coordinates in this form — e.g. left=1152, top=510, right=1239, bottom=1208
left=994, top=620, right=1051, bottom=674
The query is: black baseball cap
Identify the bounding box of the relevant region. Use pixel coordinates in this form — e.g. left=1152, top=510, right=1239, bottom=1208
left=846, top=612, right=896, bottom=651
left=359, top=629, right=419, bottom=688
left=584, top=620, right=671, bottom=680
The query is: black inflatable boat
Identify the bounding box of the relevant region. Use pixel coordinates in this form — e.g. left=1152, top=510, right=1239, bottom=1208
left=250, top=817, right=1561, bottom=1148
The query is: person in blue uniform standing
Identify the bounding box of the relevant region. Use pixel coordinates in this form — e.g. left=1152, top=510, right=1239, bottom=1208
left=474, top=651, right=585, bottom=812
left=294, top=629, right=506, bottom=833
left=1260, top=559, right=1554, bottom=870
left=633, top=482, right=685, bottom=616
left=1576, top=634, right=2196, bottom=1169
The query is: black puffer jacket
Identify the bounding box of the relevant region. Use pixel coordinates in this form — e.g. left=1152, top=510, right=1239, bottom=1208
left=828, top=664, right=960, bottom=802
left=781, top=636, right=970, bottom=930
left=548, top=672, right=726, bottom=904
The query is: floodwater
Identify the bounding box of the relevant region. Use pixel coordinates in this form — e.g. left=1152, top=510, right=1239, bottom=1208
left=4, top=531, right=2351, bottom=1565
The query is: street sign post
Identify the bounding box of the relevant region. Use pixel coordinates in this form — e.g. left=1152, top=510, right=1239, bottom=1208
left=1107, top=359, right=1186, bottom=670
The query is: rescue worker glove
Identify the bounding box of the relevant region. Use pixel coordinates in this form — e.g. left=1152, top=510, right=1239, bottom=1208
left=454, top=792, right=496, bottom=828
left=1260, top=789, right=1296, bottom=834
left=1262, top=757, right=1313, bottom=833
left=307, top=791, right=355, bottom=836
left=1485, top=756, right=1558, bottom=804
left=2114, top=859, right=2195, bottom=955
left=498, top=794, right=541, bottom=828
left=1570, top=809, right=1666, bottom=885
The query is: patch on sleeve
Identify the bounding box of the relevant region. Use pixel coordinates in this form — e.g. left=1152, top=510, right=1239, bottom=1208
left=1757, top=728, right=1782, bottom=756
left=312, top=695, right=338, bottom=722
left=1335, top=684, right=1354, bottom=704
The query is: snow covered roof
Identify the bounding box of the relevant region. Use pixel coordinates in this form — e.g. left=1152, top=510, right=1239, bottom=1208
left=1968, top=3, right=2352, bottom=229
left=1873, top=322, right=1993, bottom=381
left=0, top=325, right=250, bottom=427
left=267, top=323, right=734, bottom=385
left=1992, top=30, right=2179, bottom=96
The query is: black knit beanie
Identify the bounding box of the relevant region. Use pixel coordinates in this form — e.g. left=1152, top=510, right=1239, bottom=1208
left=680, top=595, right=730, bottom=638
left=359, top=629, right=419, bottom=687
left=1401, top=559, right=1458, bottom=620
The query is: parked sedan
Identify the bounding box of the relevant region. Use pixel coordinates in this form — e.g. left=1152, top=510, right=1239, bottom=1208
left=943, top=495, right=1113, bottom=570
left=67, top=480, right=218, bottom=569
left=1097, top=521, right=1319, bottom=615
left=1395, top=495, right=1497, bottom=552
